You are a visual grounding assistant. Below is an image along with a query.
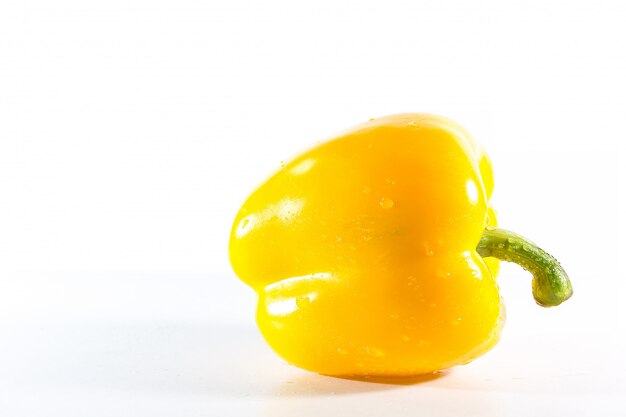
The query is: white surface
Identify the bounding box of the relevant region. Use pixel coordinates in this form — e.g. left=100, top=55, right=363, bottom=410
left=1, top=324, right=624, bottom=417
left=1, top=0, right=626, bottom=415
left=0, top=273, right=625, bottom=416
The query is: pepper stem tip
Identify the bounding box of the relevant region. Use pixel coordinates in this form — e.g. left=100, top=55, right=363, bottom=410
left=477, top=227, right=573, bottom=307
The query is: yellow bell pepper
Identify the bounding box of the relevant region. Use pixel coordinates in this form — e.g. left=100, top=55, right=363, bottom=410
left=229, top=114, right=572, bottom=377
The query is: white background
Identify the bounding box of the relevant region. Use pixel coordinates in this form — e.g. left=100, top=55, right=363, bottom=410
left=1, top=1, right=625, bottom=416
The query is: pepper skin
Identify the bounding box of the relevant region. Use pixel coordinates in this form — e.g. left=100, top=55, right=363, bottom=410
left=229, top=114, right=571, bottom=377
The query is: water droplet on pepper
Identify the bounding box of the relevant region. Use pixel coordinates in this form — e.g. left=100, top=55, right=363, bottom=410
left=379, top=198, right=394, bottom=209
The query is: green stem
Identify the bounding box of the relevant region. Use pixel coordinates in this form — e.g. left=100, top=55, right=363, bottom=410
left=476, top=227, right=573, bottom=307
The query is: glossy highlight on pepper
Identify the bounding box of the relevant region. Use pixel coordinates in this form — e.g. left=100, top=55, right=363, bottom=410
left=229, top=114, right=572, bottom=377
